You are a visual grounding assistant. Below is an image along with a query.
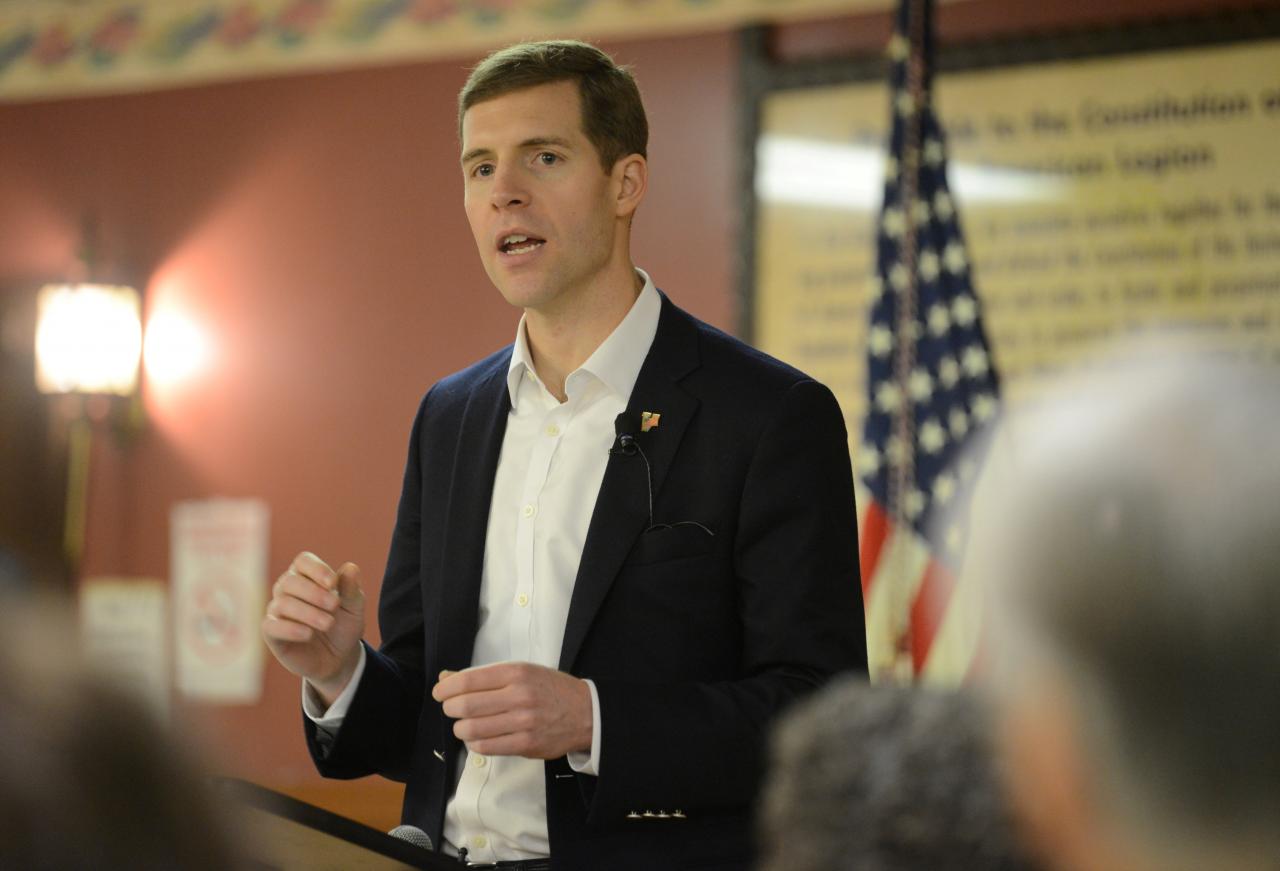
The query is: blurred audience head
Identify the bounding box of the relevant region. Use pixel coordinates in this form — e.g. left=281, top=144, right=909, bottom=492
left=979, top=353, right=1280, bottom=871
left=0, top=600, right=242, bottom=871
left=758, top=676, right=1039, bottom=871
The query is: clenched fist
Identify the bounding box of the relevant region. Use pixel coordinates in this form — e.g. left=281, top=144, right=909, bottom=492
left=433, top=662, right=593, bottom=760
left=262, top=551, right=365, bottom=707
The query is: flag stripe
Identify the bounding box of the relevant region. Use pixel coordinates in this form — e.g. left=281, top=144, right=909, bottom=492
left=908, top=557, right=956, bottom=673
left=859, top=499, right=892, bottom=600
left=920, top=548, right=986, bottom=684
left=862, top=508, right=931, bottom=680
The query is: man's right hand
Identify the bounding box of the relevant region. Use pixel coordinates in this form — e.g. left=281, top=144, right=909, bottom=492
left=262, top=552, right=365, bottom=708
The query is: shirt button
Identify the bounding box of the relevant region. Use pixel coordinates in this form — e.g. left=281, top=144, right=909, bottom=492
left=522, top=504, right=536, bottom=518
left=516, top=593, right=530, bottom=607
left=471, top=754, right=488, bottom=768
left=471, top=835, right=487, bottom=850
left=545, top=424, right=560, bottom=437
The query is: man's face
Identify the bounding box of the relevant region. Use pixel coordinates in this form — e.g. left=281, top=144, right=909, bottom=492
left=460, top=80, right=626, bottom=316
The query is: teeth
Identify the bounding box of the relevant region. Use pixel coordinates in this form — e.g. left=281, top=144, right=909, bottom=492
left=501, top=233, right=543, bottom=255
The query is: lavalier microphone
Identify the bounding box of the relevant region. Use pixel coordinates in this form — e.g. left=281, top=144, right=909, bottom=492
left=611, top=411, right=641, bottom=456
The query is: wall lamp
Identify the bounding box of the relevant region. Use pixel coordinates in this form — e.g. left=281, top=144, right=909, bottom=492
left=34, top=282, right=144, bottom=574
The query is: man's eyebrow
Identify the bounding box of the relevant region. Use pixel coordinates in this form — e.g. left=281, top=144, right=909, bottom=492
left=460, top=137, right=575, bottom=166
left=521, top=136, right=574, bottom=151
left=460, top=146, right=493, bottom=166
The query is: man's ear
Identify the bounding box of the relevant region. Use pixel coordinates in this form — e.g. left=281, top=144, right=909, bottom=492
left=613, top=154, right=647, bottom=219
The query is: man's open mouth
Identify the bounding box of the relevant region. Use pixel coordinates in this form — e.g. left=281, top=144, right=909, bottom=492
left=500, top=234, right=546, bottom=255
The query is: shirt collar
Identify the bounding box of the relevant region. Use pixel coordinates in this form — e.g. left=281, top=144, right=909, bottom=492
left=506, top=269, right=661, bottom=407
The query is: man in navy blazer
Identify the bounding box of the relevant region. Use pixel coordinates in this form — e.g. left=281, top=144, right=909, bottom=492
left=263, top=40, right=866, bottom=870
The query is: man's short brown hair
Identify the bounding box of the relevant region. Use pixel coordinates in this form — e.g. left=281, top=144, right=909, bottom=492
left=458, top=40, right=648, bottom=172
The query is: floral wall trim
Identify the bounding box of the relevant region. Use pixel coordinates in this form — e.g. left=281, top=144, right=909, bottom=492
left=0, top=0, right=884, bottom=101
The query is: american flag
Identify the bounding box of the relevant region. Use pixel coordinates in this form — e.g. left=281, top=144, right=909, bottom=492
left=859, top=0, right=1000, bottom=682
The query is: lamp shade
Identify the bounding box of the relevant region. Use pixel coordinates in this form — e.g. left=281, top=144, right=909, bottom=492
left=35, top=283, right=142, bottom=395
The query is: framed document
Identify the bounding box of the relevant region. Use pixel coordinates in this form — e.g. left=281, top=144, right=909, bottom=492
left=746, top=12, right=1280, bottom=429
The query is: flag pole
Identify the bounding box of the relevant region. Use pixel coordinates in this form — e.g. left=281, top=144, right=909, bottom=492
left=888, top=0, right=931, bottom=678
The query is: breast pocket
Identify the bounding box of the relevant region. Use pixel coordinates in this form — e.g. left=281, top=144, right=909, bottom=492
left=626, top=522, right=717, bottom=567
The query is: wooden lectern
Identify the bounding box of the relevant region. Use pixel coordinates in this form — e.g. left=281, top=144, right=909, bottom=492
left=216, top=778, right=457, bottom=870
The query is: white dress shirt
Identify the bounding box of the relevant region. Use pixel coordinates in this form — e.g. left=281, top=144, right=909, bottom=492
left=305, top=271, right=661, bottom=861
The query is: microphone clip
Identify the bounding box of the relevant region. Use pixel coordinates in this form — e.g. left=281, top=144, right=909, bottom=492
left=611, top=433, right=638, bottom=456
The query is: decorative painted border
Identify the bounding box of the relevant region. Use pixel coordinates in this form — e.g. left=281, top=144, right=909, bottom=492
left=0, top=0, right=886, bottom=101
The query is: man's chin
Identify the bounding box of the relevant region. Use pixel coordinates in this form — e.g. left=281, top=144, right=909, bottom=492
left=493, top=278, right=556, bottom=313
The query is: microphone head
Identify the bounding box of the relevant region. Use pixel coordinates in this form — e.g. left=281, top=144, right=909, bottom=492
left=388, top=824, right=434, bottom=852
left=612, top=410, right=642, bottom=456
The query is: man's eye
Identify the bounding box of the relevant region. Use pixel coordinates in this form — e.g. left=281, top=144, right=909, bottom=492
left=472, top=164, right=494, bottom=178
left=537, top=152, right=559, bottom=166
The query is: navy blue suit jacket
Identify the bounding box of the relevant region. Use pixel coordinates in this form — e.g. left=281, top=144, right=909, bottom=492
left=305, top=294, right=867, bottom=870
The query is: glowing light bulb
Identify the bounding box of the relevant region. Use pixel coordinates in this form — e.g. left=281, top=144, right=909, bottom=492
left=35, top=283, right=142, bottom=395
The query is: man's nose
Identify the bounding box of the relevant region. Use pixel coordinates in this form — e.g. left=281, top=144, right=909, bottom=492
left=489, top=165, right=528, bottom=209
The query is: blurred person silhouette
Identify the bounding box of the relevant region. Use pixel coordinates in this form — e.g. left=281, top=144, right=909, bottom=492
left=0, top=600, right=243, bottom=871
left=758, top=676, right=1039, bottom=871
left=977, top=354, right=1280, bottom=871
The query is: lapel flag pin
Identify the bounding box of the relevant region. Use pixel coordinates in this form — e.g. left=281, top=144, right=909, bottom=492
left=640, top=411, right=661, bottom=432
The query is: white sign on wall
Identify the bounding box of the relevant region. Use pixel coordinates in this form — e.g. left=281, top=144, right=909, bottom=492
left=79, top=577, right=169, bottom=717
left=171, top=498, right=269, bottom=703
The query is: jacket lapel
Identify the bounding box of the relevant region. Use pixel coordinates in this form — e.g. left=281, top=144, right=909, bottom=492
left=558, top=297, right=701, bottom=672
left=434, top=357, right=512, bottom=672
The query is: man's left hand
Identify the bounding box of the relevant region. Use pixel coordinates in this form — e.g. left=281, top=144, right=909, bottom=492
left=432, top=662, right=593, bottom=759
